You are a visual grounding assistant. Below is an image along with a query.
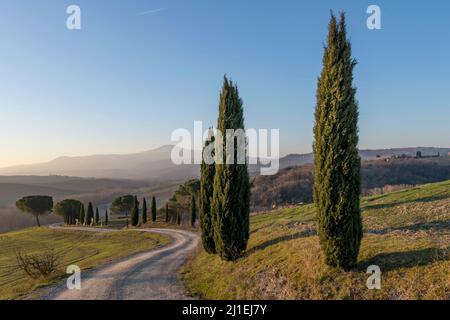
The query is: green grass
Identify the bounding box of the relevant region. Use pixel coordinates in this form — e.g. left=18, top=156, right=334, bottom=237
left=183, top=180, right=450, bottom=300
left=0, top=227, right=170, bottom=300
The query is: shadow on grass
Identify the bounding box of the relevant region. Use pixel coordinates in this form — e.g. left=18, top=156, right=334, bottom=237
left=358, top=246, right=450, bottom=272
left=362, top=194, right=448, bottom=211
left=366, top=220, right=450, bottom=235
left=244, top=229, right=317, bottom=257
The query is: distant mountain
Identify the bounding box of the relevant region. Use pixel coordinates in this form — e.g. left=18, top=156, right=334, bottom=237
left=0, top=146, right=448, bottom=180
left=0, top=145, right=200, bottom=181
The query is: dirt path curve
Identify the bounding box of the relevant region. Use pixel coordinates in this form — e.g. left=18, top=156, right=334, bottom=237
left=40, top=226, right=199, bottom=300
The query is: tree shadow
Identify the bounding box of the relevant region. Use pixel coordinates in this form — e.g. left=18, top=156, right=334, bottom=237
left=358, top=246, right=450, bottom=272
left=362, top=194, right=448, bottom=211
left=244, top=229, right=317, bottom=257
left=366, top=219, right=450, bottom=235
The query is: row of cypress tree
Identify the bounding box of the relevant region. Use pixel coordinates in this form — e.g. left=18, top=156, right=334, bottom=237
left=199, top=12, right=362, bottom=269
left=77, top=202, right=108, bottom=226
left=130, top=196, right=158, bottom=226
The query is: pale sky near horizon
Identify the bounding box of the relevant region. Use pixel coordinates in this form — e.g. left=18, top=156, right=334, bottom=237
left=1, top=0, right=449, bottom=167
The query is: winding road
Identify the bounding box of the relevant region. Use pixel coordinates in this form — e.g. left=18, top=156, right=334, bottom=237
left=41, top=226, right=199, bottom=300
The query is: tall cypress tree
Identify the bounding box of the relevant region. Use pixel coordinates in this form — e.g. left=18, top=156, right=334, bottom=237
left=165, top=203, right=169, bottom=223
left=131, top=196, right=139, bottom=226
left=200, top=130, right=216, bottom=253
left=79, top=203, right=85, bottom=225
left=211, top=76, right=251, bottom=261
left=151, top=196, right=157, bottom=222
left=95, top=207, right=100, bottom=224
left=142, top=197, right=148, bottom=224
left=86, top=202, right=94, bottom=226
left=177, top=210, right=181, bottom=225
left=190, top=195, right=196, bottom=227
left=313, top=12, right=362, bottom=270
left=105, top=209, right=109, bottom=226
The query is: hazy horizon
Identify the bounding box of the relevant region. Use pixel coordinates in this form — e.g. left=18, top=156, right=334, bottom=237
left=1, top=0, right=449, bottom=167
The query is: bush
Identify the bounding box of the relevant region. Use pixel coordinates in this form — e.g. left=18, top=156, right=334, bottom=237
left=15, top=249, right=60, bottom=279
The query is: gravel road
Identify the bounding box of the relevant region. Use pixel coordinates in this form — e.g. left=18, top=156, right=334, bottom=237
left=40, top=227, right=199, bottom=300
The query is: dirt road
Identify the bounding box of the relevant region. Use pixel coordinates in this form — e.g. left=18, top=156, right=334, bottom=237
left=41, top=227, right=199, bottom=300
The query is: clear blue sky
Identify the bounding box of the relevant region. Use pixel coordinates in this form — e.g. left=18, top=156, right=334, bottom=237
left=1, top=0, right=449, bottom=167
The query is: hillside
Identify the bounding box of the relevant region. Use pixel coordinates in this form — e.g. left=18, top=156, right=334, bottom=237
left=251, top=156, right=450, bottom=210
left=0, top=176, right=181, bottom=233
left=183, top=180, right=450, bottom=299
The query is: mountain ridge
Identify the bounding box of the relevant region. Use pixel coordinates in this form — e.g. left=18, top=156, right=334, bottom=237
left=0, top=146, right=448, bottom=180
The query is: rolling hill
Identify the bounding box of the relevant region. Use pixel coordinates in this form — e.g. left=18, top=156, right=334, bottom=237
left=0, top=146, right=448, bottom=180
left=183, top=180, right=450, bottom=300
left=0, top=176, right=181, bottom=233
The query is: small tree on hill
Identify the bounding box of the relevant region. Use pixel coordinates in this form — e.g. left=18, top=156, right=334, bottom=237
left=86, top=202, right=94, bottom=226
left=142, top=197, right=148, bottom=224
left=16, top=196, right=53, bottom=227
left=79, top=203, right=85, bottom=225
left=111, top=195, right=134, bottom=228
left=105, top=209, right=109, bottom=226
left=95, top=207, right=100, bottom=225
left=131, top=196, right=140, bottom=227
left=165, top=203, right=169, bottom=223
left=177, top=210, right=182, bottom=225
left=190, top=195, right=196, bottom=227
left=54, top=199, right=82, bottom=225
left=151, top=196, right=157, bottom=222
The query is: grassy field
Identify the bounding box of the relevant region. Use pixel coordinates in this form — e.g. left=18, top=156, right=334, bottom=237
left=0, top=227, right=170, bottom=300
left=183, top=180, right=450, bottom=300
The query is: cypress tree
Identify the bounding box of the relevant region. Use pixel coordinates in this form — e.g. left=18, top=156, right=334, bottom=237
left=177, top=210, right=181, bottom=225
left=105, top=209, right=109, bottom=226
left=151, top=196, right=157, bottom=222
left=86, top=202, right=94, bottom=226
left=313, top=12, right=362, bottom=270
left=79, top=204, right=85, bottom=225
left=200, top=130, right=216, bottom=253
left=211, top=76, right=251, bottom=261
left=95, top=207, right=100, bottom=225
left=165, top=203, right=169, bottom=223
left=190, top=195, right=196, bottom=227
left=131, top=196, right=139, bottom=226
left=142, top=197, right=148, bottom=224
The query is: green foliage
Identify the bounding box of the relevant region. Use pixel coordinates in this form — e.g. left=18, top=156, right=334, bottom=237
left=313, top=12, right=362, bottom=270
left=105, top=209, right=109, bottom=226
left=53, top=199, right=82, bottom=225
left=142, top=197, right=148, bottom=224
left=211, top=76, right=251, bottom=261
left=177, top=210, right=182, bottom=225
left=151, top=196, right=157, bottom=222
left=169, top=179, right=200, bottom=213
left=165, top=203, right=169, bottom=223
left=111, top=195, right=135, bottom=228
left=95, top=208, right=100, bottom=225
left=79, top=204, right=85, bottom=225
left=190, top=195, right=196, bottom=227
left=200, top=132, right=216, bottom=253
left=111, top=195, right=135, bottom=215
left=16, top=196, right=53, bottom=227
left=86, top=202, right=94, bottom=226
left=131, top=196, right=139, bottom=226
